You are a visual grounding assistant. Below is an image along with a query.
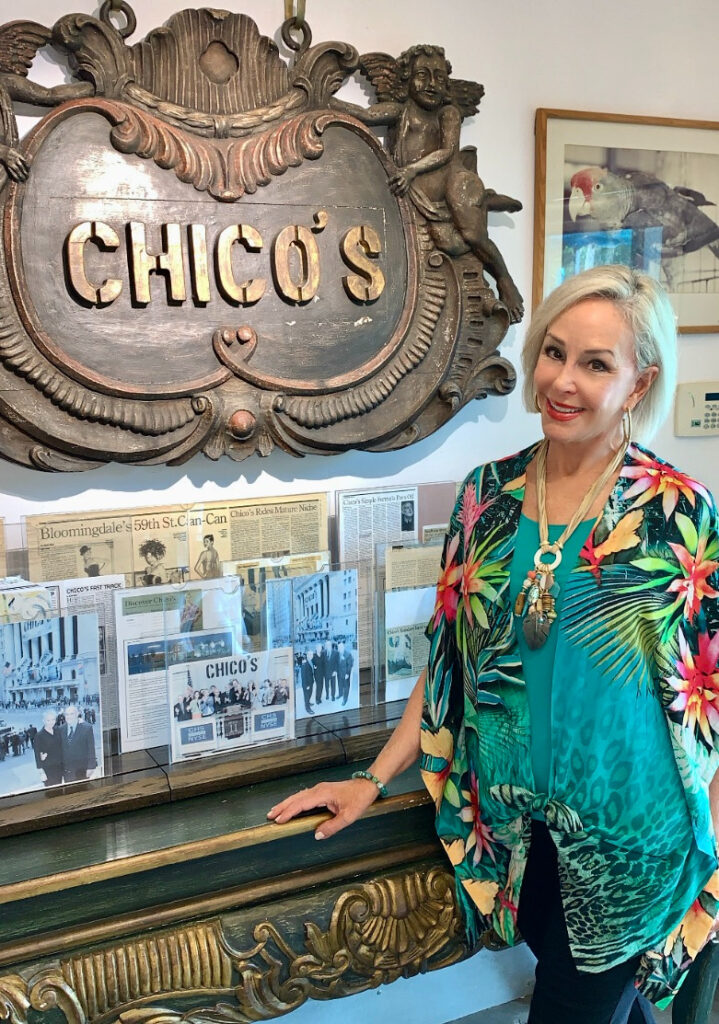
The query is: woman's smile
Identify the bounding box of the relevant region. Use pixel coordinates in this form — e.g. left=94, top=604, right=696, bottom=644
left=545, top=398, right=584, bottom=420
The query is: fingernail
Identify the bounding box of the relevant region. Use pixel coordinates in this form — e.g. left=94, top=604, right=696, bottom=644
left=315, top=831, right=325, bottom=840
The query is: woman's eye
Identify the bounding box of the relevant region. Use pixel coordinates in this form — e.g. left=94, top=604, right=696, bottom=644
left=543, top=344, right=562, bottom=359
left=589, top=359, right=608, bottom=371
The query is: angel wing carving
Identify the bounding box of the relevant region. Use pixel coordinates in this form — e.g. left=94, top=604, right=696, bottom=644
left=450, top=77, right=484, bottom=119
left=0, top=21, right=51, bottom=76
left=358, top=52, right=404, bottom=103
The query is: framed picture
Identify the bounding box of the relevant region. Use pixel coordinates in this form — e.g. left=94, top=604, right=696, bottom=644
left=534, top=108, right=719, bottom=333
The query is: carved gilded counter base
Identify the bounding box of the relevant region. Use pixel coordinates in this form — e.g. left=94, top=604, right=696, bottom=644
left=0, top=765, right=490, bottom=1024
left=0, top=861, right=472, bottom=1024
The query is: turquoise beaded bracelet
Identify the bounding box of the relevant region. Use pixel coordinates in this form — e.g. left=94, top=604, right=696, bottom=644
left=351, top=769, right=388, bottom=798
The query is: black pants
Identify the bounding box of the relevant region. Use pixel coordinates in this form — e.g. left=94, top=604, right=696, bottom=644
left=517, top=820, right=655, bottom=1024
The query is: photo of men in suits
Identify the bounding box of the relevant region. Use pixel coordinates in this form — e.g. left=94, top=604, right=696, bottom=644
left=300, top=648, right=316, bottom=716
left=314, top=642, right=326, bottom=705
left=0, top=611, right=103, bottom=798
left=337, top=641, right=354, bottom=706
left=33, top=710, right=63, bottom=787
left=288, top=569, right=359, bottom=719
left=60, top=704, right=97, bottom=782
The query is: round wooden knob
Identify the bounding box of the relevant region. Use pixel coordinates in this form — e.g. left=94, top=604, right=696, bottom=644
left=236, top=326, right=257, bottom=345
left=228, top=410, right=256, bottom=439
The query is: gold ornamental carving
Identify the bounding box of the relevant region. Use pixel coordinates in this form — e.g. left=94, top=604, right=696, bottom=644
left=0, top=868, right=470, bottom=1024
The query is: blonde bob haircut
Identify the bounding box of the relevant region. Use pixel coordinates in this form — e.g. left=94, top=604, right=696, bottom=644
left=522, top=265, right=677, bottom=442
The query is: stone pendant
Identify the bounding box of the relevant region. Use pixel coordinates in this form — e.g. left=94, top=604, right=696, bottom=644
left=523, top=611, right=552, bottom=650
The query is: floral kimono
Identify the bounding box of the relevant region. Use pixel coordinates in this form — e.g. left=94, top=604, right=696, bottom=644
left=420, top=441, right=719, bottom=1008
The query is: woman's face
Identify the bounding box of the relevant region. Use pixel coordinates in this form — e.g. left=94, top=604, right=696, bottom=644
left=533, top=297, right=656, bottom=451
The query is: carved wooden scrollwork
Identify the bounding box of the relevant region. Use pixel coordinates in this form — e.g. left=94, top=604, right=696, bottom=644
left=0, top=868, right=471, bottom=1024
left=0, top=4, right=520, bottom=470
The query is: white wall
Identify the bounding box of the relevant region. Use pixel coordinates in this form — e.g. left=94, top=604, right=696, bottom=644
left=5, top=1, right=719, bottom=1018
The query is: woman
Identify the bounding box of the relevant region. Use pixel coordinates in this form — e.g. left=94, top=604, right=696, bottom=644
left=268, top=266, right=719, bottom=1022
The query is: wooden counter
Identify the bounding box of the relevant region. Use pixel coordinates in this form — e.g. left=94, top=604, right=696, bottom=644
left=0, top=701, right=474, bottom=1023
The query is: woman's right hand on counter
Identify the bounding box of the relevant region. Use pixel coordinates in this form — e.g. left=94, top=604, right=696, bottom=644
left=266, top=777, right=381, bottom=840
left=268, top=671, right=427, bottom=841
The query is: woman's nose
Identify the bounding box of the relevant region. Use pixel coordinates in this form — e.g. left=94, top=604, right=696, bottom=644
left=553, top=362, right=578, bottom=391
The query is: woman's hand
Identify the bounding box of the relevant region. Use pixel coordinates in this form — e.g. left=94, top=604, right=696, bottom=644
left=268, top=672, right=426, bottom=840
left=267, top=777, right=380, bottom=840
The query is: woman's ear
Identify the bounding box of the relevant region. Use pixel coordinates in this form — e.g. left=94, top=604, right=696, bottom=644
left=629, top=364, right=659, bottom=408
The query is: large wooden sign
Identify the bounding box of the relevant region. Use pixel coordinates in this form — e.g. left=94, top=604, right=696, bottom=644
left=0, top=4, right=522, bottom=470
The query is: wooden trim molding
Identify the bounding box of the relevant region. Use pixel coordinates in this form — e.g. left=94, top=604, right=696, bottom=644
left=0, top=841, right=441, bottom=968
left=0, top=790, right=432, bottom=907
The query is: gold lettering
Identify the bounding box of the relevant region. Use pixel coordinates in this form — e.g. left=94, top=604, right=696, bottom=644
left=216, top=225, right=266, bottom=305
left=341, top=225, right=385, bottom=302
left=188, top=224, right=211, bottom=304
left=273, top=225, right=320, bottom=304
left=65, top=221, right=122, bottom=306
left=129, top=222, right=186, bottom=305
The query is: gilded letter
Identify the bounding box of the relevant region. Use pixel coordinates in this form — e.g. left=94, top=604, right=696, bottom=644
left=129, top=223, right=186, bottom=305
left=341, top=225, right=385, bottom=302
left=65, top=222, right=122, bottom=306
left=216, top=225, right=266, bottom=305
left=273, top=225, right=320, bottom=304
left=188, top=224, right=211, bottom=304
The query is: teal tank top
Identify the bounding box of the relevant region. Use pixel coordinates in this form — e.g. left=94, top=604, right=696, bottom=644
left=508, top=514, right=595, bottom=796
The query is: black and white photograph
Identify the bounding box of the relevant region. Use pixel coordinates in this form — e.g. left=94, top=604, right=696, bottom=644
left=168, top=646, right=294, bottom=761
left=0, top=613, right=103, bottom=797
left=267, top=568, right=359, bottom=719
left=384, top=586, right=434, bottom=703
left=536, top=109, right=719, bottom=331
left=133, top=537, right=189, bottom=587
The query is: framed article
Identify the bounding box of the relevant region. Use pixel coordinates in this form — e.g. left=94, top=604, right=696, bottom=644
left=534, top=108, right=719, bottom=332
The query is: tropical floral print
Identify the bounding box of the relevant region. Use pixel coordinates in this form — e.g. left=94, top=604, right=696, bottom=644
left=622, top=448, right=711, bottom=519
left=668, top=629, right=719, bottom=747
left=421, top=442, right=719, bottom=1008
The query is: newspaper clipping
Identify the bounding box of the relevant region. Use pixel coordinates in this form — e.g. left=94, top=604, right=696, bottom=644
left=267, top=569, right=359, bottom=719
left=25, top=506, right=189, bottom=587
left=168, top=646, right=294, bottom=762
left=188, top=494, right=328, bottom=572
left=422, top=524, right=448, bottom=545
left=44, top=576, right=125, bottom=731
left=384, top=586, right=435, bottom=703
left=0, top=612, right=103, bottom=797
left=337, top=487, right=418, bottom=666
left=25, top=494, right=328, bottom=588
left=385, top=543, right=442, bottom=591
left=115, top=577, right=248, bottom=752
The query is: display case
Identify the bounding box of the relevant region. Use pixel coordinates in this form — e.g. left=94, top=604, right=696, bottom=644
left=0, top=501, right=480, bottom=1024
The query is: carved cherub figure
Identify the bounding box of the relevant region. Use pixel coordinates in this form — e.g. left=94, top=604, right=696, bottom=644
left=331, top=44, right=523, bottom=322
left=0, top=21, right=94, bottom=185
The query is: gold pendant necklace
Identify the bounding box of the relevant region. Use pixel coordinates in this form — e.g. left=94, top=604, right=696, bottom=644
left=514, top=437, right=628, bottom=650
